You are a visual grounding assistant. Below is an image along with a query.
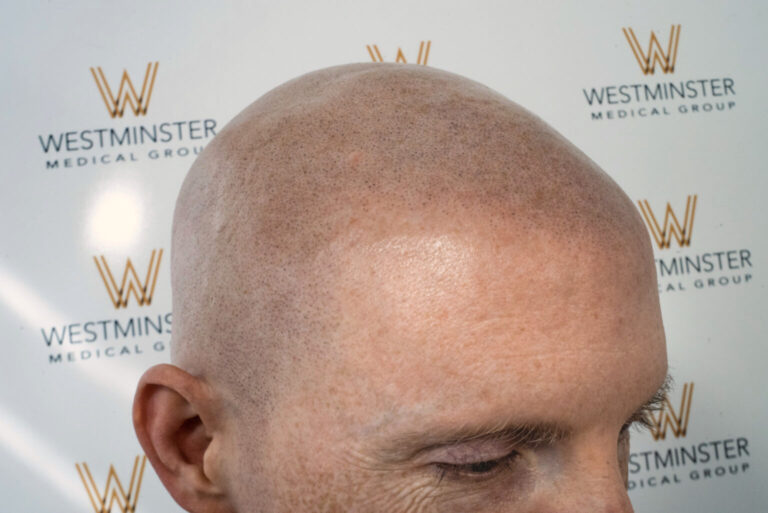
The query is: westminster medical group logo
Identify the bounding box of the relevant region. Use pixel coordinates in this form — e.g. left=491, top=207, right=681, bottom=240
left=37, top=61, right=219, bottom=170
left=638, top=195, right=696, bottom=250
left=622, top=25, right=681, bottom=75
left=90, top=62, right=159, bottom=118
left=41, top=251, right=171, bottom=365
left=582, top=24, right=737, bottom=121
left=76, top=456, right=147, bottom=513
left=366, top=40, right=432, bottom=65
left=628, top=381, right=751, bottom=491
left=649, top=382, right=694, bottom=441
left=637, top=195, right=755, bottom=294
left=94, top=249, right=163, bottom=309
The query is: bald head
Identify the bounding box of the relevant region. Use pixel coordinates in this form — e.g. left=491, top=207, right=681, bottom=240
left=138, top=62, right=666, bottom=513
left=172, top=62, right=653, bottom=394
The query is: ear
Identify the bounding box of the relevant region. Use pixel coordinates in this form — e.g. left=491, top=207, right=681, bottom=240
left=133, top=363, right=235, bottom=513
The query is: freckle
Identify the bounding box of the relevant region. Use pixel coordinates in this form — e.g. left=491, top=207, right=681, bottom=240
left=347, top=151, right=363, bottom=166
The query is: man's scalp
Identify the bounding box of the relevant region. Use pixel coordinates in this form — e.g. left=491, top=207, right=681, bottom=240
left=170, top=62, right=651, bottom=414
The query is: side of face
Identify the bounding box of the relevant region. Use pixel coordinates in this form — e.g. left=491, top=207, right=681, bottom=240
left=223, top=207, right=668, bottom=513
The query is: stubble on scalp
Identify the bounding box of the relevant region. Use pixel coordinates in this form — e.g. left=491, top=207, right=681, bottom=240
left=170, top=62, right=655, bottom=423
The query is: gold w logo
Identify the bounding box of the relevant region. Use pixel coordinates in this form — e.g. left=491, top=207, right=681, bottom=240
left=93, top=249, right=163, bottom=309
left=650, top=382, right=694, bottom=440
left=622, top=25, right=681, bottom=75
left=366, top=41, right=431, bottom=65
left=75, top=456, right=147, bottom=513
left=637, top=195, right=697, bottom=249
left=90, top=62, right=159, bottom=118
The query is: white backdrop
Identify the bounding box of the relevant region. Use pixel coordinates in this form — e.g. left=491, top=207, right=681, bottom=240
left=1, top=0, right=765, bottom=511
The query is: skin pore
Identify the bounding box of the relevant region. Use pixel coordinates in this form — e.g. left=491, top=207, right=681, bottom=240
left=133, top=62, right=668, bottom=512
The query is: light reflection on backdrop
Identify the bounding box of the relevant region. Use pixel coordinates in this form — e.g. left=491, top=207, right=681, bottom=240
left=86, top=181, right=144, bottom=253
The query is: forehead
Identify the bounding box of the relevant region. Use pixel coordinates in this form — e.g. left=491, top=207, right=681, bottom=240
left=312, top=211, right=666, bottom=430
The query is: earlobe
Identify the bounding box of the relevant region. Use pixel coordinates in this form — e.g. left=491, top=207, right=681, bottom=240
left=133, top=363, right=234, bottom=513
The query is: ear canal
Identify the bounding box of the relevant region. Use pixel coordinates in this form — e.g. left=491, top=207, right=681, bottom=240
left=177, top=415, right=212, bottom=466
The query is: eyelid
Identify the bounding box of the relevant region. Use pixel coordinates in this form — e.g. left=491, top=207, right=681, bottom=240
left=422, top=437, right=518, bottom=466
left=434, top=451, right=521, bottom=481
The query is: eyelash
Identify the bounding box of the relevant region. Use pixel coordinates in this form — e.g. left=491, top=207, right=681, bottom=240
left=621, top=411, right=655, bottom=435
left=434, top=451, right=521, bottom=482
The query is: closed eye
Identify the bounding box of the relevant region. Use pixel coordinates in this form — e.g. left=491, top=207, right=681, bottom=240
left=433, top=451, right=521, bottom=482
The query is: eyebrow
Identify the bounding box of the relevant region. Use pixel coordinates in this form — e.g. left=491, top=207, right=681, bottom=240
left=377, top=421, right=568, bottom=464
left=376, top=373, right=673, bottom=464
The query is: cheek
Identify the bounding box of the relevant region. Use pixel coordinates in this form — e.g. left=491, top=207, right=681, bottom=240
left=254, top=415, right=442, bottom=512
left=274, top=463, right=445, bottom=513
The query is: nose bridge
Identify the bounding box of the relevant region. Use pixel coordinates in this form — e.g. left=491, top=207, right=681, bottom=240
left=541, top=442, right=635, bottom=513
left=570, top=446, right=634, bottom=513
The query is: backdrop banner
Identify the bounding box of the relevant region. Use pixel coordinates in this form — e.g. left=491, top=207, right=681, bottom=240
left=1, top=1, right=765, bottom=511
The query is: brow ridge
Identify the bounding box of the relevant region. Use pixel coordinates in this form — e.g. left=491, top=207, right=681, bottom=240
left=375, top=373, right=674, bottom=464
